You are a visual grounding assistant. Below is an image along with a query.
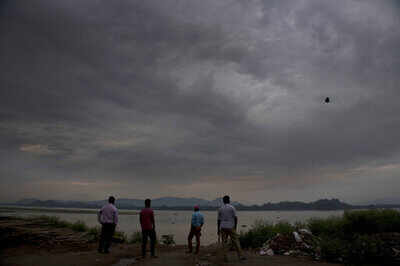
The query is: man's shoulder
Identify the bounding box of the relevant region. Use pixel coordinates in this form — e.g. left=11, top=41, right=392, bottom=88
left=141, top=208, right=153, bottom=214
left=226, top=203, right=235, bottom=209
left=102, top=203, right=111, bottom=210
left=220, top=203, right=234, bottom=209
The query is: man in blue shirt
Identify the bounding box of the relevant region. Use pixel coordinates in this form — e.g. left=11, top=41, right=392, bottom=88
left=187, top=205, right=204, bottom=254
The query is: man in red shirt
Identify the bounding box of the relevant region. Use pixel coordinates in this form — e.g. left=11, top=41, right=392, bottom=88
left=140, top=199, right=157, bottom=258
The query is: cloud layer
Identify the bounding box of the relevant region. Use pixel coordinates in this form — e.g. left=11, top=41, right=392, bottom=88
left=1, top=0, right=400, bottom=203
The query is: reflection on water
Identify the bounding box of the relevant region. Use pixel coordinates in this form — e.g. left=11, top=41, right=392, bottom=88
left=1, top=208, right=343, bottom=245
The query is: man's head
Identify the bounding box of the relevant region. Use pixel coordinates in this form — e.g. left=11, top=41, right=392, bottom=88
left=145, top=199, right=151, bottom=208
left=108, top=196, right=115, bottom=204
left=223, top=195, right=230, bottom=204
left=194, top=205, right=199, bottom=212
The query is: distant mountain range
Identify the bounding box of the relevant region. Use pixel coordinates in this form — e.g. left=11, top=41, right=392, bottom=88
left=11, top=197, right=240, bottom=210
left=6, top=197, right=400, bottom=211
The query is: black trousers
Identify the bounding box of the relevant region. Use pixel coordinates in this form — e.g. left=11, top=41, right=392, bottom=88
left=188, top=226, right=201, bottom=253
left=142, top=229, right=156, bottom=257
left=98, top=223, right=116, bottom=252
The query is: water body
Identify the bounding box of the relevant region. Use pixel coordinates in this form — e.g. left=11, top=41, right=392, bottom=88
left=1, top=208, right=343, bottom=244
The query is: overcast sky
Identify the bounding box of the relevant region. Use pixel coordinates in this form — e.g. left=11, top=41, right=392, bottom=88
left=1, top=0, right=400, bottom=204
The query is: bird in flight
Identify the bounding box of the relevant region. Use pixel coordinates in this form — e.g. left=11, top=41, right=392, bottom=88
left=324, top=97, right=330, bottom=103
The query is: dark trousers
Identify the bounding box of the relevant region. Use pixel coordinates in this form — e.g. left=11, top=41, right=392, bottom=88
left=188, top=226, right=201, bottom=253
left=142, top=229, right=156, bottom=257
left=98, top=223, right=116, bottom=252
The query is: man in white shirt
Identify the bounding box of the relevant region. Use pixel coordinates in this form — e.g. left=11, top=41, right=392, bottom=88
left=98, top=196, right=118, bottom=253
left=217, top=195, right=246, bottom=261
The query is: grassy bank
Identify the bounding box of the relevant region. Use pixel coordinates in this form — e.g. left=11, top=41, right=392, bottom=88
left=239, top=209, right=400, bottom=265
left=31, top=215, right=128, bottom=243
left=30, top=216, right=174, bottom=245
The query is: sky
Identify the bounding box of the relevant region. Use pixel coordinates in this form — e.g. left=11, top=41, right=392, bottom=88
left=1, top=0, right=400, bottom=204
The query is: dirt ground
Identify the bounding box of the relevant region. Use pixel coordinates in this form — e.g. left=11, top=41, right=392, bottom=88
left=0, top=217, right=342, bottom=266
left=1, top=244, right=342, bottom=266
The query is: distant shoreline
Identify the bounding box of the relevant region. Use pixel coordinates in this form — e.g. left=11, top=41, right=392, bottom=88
left=2, top=198, right=400, bottom=212
left=0, top=206, right=139, bottom=215
left=1, top=205, right=398, bottom=214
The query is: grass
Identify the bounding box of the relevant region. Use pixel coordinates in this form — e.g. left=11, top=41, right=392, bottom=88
left=86, top=226, right=101, bottom=241
left=31, top=215, right=128, bottom=243
left=70, top=220, right=89, bottom=232
left=239, top=209, right=400, bottom=265
left=36, top=215, right=70, bottom=228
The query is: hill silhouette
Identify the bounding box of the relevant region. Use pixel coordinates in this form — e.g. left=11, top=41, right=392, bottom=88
left=7, top=197, right=399, bottom=211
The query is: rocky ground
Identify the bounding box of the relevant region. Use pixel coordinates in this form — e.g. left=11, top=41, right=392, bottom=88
left=0, top=216, right=341, bottom=266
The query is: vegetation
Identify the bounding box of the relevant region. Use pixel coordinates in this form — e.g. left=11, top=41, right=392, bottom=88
left=129, top=230, right=142, bottom=244
left=113, top=231, right=128, bottom=243
left=86, top=226, right=101, bottom=242
left=161, top=234, right=175, bottom=246
left=32, top=215, right=128, bottom=243
left=70, top=220, right=89, bottom=232
left=239, top=209, right=400, bottom=265
left=239, top=220, right=296, bottom=249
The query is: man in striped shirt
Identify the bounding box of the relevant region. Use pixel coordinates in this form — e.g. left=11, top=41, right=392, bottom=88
left=98, top=196, right=118, bottom=253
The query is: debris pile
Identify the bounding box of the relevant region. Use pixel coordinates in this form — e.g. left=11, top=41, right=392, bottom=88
left=259, top=229, right=321, bottom=259
left=376, top=233, right=400, bottom=262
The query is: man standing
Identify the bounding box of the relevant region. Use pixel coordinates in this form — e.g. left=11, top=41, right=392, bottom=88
left=98, top=196, right=118, bottom=254
left=187, top=205, right=204, bottom=254
left=140, top=199, right=157, bottom=258
left=217, top=195, right=246, bottom=261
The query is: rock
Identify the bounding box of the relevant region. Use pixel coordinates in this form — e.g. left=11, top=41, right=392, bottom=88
left=299, top=229, right=312, bottom=235
left=266, top=249, right=274, bottom=256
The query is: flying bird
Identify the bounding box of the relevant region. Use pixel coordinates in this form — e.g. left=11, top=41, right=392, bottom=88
left=324, top=97, right=330, bottom=103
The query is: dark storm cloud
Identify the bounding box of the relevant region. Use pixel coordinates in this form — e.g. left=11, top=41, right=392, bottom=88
left=1, top=0, right=400, bottom=202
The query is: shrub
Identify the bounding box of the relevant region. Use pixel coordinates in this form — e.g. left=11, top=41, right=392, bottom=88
left=307, top=216, right=346, bottom=239
left=239, top=220, right=295, bottom=249
left=319, top=236, right=347, bottom=262
left=347, top=234, right=384, bottom=264
left=343, top=209, right=400, bottom=235
left=86, top=226, right=101, bottom=242
left=70, top=220, right=88, bottom=232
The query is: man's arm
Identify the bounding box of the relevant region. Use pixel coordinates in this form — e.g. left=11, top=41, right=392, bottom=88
left=234, top=216, right=238, bottom=231
left=98, top=210, right=102, bottom=224
left=114, top=209, right=119, bottom=225
left=217, top=210, right=221, bottom=234
left=139, top=211, right=143, bottom=227
left=151, top=211, right=155, bottom=230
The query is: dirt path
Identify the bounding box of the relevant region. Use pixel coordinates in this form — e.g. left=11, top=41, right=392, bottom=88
left=2, top=245, right=341, bottom=266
